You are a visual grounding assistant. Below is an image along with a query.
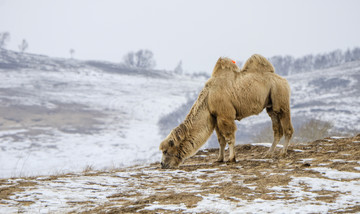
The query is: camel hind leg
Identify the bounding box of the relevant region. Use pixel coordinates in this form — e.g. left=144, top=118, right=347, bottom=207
left=265, top=107, right=283, bottom=157
left=266, top=81, right=293, bottom=157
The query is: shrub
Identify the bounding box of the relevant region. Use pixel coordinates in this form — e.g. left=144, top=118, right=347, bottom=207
left=252, top=119, right=334, bottom=144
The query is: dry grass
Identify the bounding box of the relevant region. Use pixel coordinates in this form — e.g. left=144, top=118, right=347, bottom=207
left=2, top=134, right=360, bottom=213
left=252, top=118, right=346, bottom=144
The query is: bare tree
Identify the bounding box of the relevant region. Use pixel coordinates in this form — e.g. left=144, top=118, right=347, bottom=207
left=174, top=60, right=183, bottom=75
left=18, top=39, right=29, bottom=53
left=0, top=32, right=10, bottom=49
left=70, top=49, right=75, bottom=59
left=123, top=49, right=156, bottom=69
left=123, top=51, right=135, bottom=67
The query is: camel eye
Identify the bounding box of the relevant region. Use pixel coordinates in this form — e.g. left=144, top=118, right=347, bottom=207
left=163, top=150, right=167, bottom=155
left=168, top=140, right=174, bottom=147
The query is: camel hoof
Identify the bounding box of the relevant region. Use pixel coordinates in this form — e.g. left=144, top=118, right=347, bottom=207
left=226, top=158, right=236, bottom=164
left=280, top=151, right=287, bottom=157
left=263, top=152, right=273, bottom=158
left=214, top=159, right=224, bottom=164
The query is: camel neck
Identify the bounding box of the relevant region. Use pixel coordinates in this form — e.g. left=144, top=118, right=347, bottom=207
left=181, top=98, right=215, bottom=158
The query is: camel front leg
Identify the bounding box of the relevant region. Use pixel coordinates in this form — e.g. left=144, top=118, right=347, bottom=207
left=217, top=142, right=226, bottom=162
left=227, top=137, right=236, bottom=163
left=280, top=134, right=291, bottom=156
left=215, top=126, right=226, bottom=162
left=216, top=117, right=237, bottom=163
left=212, top=99, right=237, bottom=162
left=265, top=135, right=281, bottom=158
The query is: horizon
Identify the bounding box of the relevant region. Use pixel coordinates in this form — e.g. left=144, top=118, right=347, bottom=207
left=1, top=0, right=360, bottom=73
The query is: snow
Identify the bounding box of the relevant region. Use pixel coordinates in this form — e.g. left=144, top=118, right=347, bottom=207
left=286, top=60, right=360, bottom=131
left=144, top=203, right=187, bottom=212
left=308, top=167, right=360, bottom=180
left=3, top=175, right=125, bottom=213
left=298, top=158, right=314, bottom=163
left=0, top=68, right=203, bottom=178
left=187, top=194, right=238, bottom=213
left=330, top=136, right=347, bottom=139
left=251, top=143, right=283, bottom=148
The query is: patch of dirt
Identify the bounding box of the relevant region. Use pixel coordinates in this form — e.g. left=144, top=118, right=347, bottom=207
left=333, top=205, right=360, bottom=213
left=0, top=179, right=37, bottom=203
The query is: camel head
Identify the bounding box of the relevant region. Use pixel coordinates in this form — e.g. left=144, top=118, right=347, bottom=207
left=159, top=124, right=187, bottom=169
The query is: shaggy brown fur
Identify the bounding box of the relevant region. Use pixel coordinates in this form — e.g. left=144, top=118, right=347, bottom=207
left=241, top=54, right=275, bottom=73
left=160, top=55, right=294, bottom=169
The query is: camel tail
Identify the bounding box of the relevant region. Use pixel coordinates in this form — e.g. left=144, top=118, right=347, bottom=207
left=241, top=54, right=275, bottom=73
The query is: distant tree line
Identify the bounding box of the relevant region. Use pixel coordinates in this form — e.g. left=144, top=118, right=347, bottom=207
left=0, top=32, right=10, bottom=49
left=123, top=49, right=156, bottom=69
left=3, top=30, right=360, bottom=75
left=1, top=31, right=29, bottom=54
left=268, top=47, right=360, bottom=76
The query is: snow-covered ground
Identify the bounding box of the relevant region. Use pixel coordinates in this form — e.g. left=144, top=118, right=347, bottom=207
left=0, top=65, right=204, bottom=178
left=288, top=60, right=360, bottom=131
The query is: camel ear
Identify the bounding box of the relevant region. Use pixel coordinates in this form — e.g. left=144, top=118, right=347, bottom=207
left=174, top=124, right=186, bottom=142
left=175, top=129, right=185, bottom=141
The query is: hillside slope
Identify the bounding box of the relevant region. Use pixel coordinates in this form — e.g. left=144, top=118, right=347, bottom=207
left=1, top=135, right=359, bottom=213
left=0, top=50, right=205, bottom=178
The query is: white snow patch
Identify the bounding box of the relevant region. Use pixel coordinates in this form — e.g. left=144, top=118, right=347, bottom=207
left=248, top=159, right=274, bottom=163
left=299, top=158, right=314, bottom=163
left=251, top=142, right=283, bottom=148
left=187, top=194, right=238, bottom=213
left=331, top=159, right=346, bottom=163
left=307, top=167, right=360, bottom=180
left=330, top=136, right=347, bottom=139
left=143, top=203, right=187, bottom=212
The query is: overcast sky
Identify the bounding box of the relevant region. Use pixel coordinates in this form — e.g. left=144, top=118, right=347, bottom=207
left=1, top=0, right=359, bottom=72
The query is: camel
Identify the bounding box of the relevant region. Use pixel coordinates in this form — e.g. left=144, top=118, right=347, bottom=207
left=159, top=54, right=294, bottom=169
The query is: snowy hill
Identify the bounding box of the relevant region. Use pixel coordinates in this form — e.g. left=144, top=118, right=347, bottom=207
left=0, top=49, right=204, bottom=178
left=0, top=49, right=359, bottom=178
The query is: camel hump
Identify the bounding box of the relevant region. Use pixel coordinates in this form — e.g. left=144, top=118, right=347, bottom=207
left=211, top=57, right=241, bottom=77
left=241, top=54, right=275, bottom=73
